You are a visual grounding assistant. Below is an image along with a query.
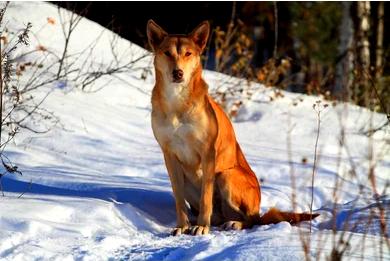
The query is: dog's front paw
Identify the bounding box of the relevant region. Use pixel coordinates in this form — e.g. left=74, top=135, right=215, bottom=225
left=189, top=225, right=209, bottom=236
left=171, top=226, right=189, bottom=236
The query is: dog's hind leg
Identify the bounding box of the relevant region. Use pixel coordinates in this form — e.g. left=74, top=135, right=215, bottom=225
left=216, top=167, right=261, bottom=230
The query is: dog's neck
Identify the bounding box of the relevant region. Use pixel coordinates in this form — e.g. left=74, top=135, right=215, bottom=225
left=152, top=65, right=208, bottom=116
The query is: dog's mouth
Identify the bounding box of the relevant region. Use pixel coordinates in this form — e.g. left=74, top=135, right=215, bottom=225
left=173, top=78, right=184, bottom=84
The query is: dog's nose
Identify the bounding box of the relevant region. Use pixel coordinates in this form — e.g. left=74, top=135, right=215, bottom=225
left=172, top=69, right=184, bottom=81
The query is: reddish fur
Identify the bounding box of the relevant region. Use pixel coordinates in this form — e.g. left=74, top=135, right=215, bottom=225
left=260, top=208, right=320, bottom=225
left=147, top=20, right=319, bottom=235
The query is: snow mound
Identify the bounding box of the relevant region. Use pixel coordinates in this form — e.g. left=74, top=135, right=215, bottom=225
left=0, top=2, right=389, bottom=260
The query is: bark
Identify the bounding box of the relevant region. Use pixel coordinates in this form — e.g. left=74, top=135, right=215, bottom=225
left=375, top=2, right=384, bottom=79
left=357, top=1, right=371, bottom=71
left=334, top=1, right=354, bottom=100
left=355, top=1, right=371, bottom=106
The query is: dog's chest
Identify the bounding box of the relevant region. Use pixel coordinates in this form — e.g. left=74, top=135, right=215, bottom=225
left=153, top=109, right=208, bottom=166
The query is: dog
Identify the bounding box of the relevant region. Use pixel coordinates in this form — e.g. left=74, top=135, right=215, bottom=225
left=147, top=20, right=319, bottom=236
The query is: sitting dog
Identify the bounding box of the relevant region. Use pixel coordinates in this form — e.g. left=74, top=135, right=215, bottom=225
left=147, top=20, right=318, bottom=236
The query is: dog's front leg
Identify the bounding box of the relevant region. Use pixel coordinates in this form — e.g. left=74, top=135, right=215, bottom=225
left=163, top=151, right=190, bottom=236
left=190, top=149, right=215, bottom=235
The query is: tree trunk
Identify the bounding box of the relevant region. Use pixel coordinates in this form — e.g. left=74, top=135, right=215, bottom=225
left=375, top=2, right=384, bottom=79
left=355, top=1, right=371, bottom=106
left=334, top=1, right=354, bottom=100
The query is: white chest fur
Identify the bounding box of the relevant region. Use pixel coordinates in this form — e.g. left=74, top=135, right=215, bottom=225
left=153, top=80, right=210, bottom=165
left=162, top=82, right=188, bottom=111
left=153, top=108, right=208, bottom=167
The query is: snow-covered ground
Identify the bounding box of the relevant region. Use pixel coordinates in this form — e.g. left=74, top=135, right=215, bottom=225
left=0, top=2, right=389, bottom=260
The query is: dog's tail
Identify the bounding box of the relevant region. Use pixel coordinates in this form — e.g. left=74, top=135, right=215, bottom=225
left=257, top=207, right=319, bottom=225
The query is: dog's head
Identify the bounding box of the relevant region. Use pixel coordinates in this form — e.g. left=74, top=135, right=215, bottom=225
left=147, top=20, right=210, bottom=85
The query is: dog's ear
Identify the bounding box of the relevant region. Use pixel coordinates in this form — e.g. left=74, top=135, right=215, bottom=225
left=147, top=19, right=168, bottom=51
left=189, top=21, right=210, bottom=52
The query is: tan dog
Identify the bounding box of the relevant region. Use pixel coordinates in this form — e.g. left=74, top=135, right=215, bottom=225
left=147, top=20, right=318, bottom=236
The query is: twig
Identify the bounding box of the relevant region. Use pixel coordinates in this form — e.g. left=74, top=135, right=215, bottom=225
left=310, top=101, right=327, bottom=233
left=56, top=4, right=88, bottom=79
left=273, top=1, right=278, bottom=58
left=0, top=28, right=3, bottom=147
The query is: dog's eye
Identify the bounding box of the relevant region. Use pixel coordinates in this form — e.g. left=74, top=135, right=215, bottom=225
left=185, top=52, right=192, bottom=57
left=164, top=51, right=171, bottom=57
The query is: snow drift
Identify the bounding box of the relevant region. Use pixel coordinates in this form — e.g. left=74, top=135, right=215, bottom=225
left=0, top=2, right=389, bottom=260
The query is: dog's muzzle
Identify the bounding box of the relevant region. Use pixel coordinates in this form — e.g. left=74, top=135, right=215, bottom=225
left=172, top=69, right=184, bottom=82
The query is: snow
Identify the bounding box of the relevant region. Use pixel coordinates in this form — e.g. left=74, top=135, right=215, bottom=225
left=0, top=2, right=389, bottom=260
